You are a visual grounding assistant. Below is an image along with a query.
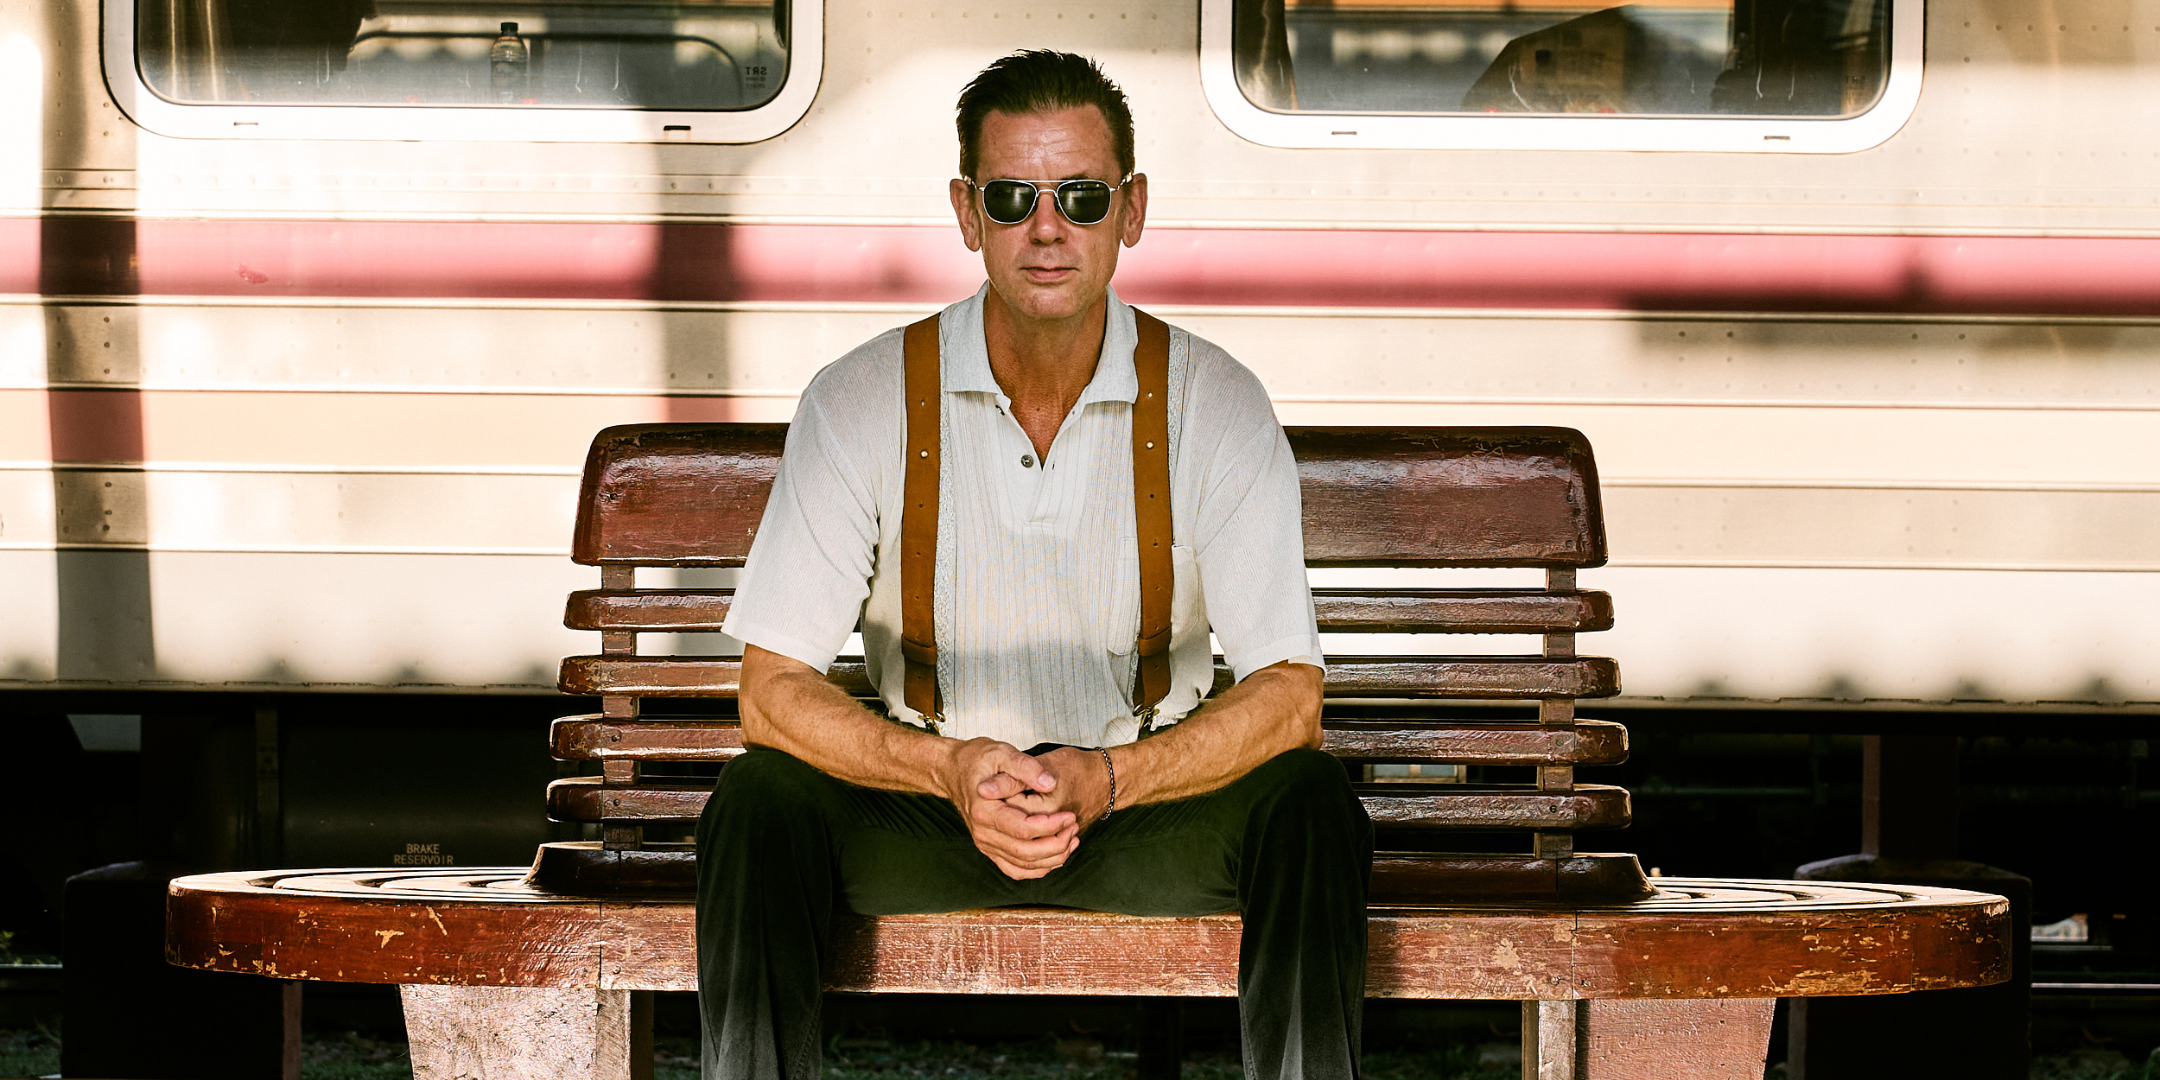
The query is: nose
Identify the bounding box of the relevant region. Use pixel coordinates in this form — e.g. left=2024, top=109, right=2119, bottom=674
left=1025, top=183, right=1067, bottom=241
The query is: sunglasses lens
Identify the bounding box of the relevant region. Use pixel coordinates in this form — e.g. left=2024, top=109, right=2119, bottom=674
left=981, top=181, right=1037, bottom=224
left=1057, top=182, right=1113, bottom=224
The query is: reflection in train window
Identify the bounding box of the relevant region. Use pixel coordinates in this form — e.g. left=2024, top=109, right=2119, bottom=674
left=135, top=0, right=790, bottom=111
left=1232, top=0, right=1887, bottom=117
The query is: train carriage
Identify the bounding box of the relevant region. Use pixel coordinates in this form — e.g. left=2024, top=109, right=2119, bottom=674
left=2, top=0, right=2157, bottom=923
left=5, top=0, right=2157, bottom=712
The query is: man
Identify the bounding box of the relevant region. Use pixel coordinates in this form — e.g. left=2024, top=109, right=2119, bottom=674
left=700, top=50, right=1372, bottom=1080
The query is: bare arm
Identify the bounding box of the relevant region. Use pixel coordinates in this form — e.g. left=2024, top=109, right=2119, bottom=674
left=737, top=644, right=1082, bottom=878
left=1014, top=660, right=1324, bottom=826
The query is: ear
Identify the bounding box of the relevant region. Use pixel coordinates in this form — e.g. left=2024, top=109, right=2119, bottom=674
left=950, top=178, right=984, bottom=253
left=1120, top=173, right=1148, bottom=249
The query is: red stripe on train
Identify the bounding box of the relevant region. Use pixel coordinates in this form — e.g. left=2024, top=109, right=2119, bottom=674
left=10, top=217, right=2160, bottom=316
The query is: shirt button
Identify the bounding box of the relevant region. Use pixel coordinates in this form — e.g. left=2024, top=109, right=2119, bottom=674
left=1020, top=454, right=1036, bottom=468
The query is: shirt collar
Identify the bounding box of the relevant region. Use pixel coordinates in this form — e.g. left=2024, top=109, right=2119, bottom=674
left=943, top=283, right=1138, bottom=406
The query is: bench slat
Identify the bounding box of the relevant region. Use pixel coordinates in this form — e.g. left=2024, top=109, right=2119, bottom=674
left=1357, top=784, right=1630, bottom=829
left=550, top=716, right=1628, bottom=766
left=572, top=426, right=1606, bottom=569
left=1312, top=589, right=1614, bottom=633
left=1323, top=719, right=1626, bottom=764
left=558, top=655, right=1620, bottom=699
left=1290, top=428, right=1606, bottom=568
left=552, top=717, right=748, bottom=760
left=565, top=590, right=734, bottom=631
left=545, top=777, right=1631, bottom=830
left=565, top=588, right=1615, bottom=634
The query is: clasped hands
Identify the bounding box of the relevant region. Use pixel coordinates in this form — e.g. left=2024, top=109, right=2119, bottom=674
left=940, top=738, right=1112, bottom=880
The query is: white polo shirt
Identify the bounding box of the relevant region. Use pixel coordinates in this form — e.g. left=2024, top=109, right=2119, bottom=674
left=723, top=285, right=1323, bottom=750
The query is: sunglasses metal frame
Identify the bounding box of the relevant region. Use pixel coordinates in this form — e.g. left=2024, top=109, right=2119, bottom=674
left=969, top=175, right=1133, bottom=226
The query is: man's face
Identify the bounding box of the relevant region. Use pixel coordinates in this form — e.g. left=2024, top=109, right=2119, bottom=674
left=949, top=105, right=1147, bottom=327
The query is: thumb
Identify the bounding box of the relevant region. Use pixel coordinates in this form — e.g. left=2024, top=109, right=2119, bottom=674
left=978, top=770, right=1028, bottom=800
left=993, top=746, right=1055, bottom=792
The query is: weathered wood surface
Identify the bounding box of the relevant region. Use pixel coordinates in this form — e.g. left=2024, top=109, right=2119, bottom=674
left=401, top=985, right=648, bottom=1080
left=544, top=777, right=1632, bottom=830
left=552, top=717, right=748, bottom=761
left=559, top=655, right=1620, bottom=700
left=1311, top=588, right=1614, bottom=633
left=1288, top=428, right=1607, bottom=567
left=1323, top=719, right=1626, bottom=764
left=549, top=716, right=1627, bottom=765
left=1358, top=784, right=1631, bottom=830
left=565, top=589, right=737, bottom=632
left=168, top=870, right=2009, bottom=999
left=564, top=587, right=1615, bottom=635
left=572, top=424, right=785, bottom=568
left=1525, top=998, right=1777, bottom=1080
left=571, top=425, right=1604, bottom=568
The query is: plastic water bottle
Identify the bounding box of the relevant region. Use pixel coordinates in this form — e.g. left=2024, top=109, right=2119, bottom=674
left=490, top=22, right=529, bottom=104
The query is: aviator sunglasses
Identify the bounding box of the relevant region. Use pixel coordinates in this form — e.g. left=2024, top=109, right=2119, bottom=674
left=970, top=176, right=1132, bottom=226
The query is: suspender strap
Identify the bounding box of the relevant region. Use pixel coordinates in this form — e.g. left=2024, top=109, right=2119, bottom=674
left=900, top=315, right=943, bottom=723
left=1130, top=309, right=1174, bottom=719
left=897, top=307, right=1176, bottom=727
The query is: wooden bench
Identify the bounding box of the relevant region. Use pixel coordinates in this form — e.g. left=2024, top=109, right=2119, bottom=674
left=167, top=423, right=2011, bottom=1080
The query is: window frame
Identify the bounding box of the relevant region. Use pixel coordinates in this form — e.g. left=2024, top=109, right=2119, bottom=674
left=1198, top=0, right=1922, bottom=153
left=101, top=0, right=823, bottom=143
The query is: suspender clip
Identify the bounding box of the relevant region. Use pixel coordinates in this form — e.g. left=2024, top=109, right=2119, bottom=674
left=1134, top=704, right=1159, bottom=736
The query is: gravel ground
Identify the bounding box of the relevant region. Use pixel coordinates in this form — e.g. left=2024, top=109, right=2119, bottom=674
left=2, top=1027, right=2156, bottom=1078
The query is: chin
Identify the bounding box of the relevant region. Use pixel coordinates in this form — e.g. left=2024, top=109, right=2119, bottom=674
left=1000, top=282, right=1100, bottom=322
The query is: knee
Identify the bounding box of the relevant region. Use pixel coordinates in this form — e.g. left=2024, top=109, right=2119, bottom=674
left=1258, top=748, right=1355, bottom=800
left=714, top=746, right=811, bottom=790
left=1258, top=749, right=1370, bottom=829
left=699, top=750, right=824, bottom=838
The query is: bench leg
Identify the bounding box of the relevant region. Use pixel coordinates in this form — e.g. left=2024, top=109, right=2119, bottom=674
left=401, top=985, right=653, bottom=1080
left=1522, top=999, right=1775, bottom=1080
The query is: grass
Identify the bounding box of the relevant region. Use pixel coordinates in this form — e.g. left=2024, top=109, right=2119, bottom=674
left=2028, top=1047, right=2160, bottom=1080
left=301, top=1030, right=414, bottom=1080
left=0, top=1026, right=59, bottom=1079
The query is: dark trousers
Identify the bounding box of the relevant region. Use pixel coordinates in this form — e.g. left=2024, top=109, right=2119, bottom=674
left=695, top=746, right=1374, bottom=1080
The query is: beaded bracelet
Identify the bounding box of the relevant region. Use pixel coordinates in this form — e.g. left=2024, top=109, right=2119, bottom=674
left=1099, top=747, right=1117, bottom=822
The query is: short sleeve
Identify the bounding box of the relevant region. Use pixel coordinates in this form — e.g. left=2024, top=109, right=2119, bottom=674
left=1178, top=338, right=1325, bottom=682
left=720, top=342, right=898, bottom=672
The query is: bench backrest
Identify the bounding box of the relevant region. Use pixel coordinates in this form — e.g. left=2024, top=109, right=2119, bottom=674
left=540, top=423, right=1644, bottom=902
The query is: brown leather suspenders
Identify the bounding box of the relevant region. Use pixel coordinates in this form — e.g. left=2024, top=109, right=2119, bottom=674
left=899, top=316, right=945, bottom=723
left=899, top=309, right=1175, bottom=728
left=1129, top=311, right=1174, bottom=723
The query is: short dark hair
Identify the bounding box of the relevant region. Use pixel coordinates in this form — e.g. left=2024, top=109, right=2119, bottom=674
left=955, top=50, right=1135, bottom=181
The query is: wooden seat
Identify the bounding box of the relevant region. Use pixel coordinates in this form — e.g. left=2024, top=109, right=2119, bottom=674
left=165, top=869, right=2011, bottom=1080
left=536, top=423, right=1647, bottom=902
left=170, top=869, right=2007, bottom=999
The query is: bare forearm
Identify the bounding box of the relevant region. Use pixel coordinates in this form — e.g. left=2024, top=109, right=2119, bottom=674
left=739, top=644, right=1083, bottom=878
left=1110, top=660, right=1323, bottom=808
left=738, top=647, right=952, bottom=795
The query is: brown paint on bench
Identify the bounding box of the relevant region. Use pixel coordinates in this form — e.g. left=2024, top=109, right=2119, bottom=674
left=566, top=425, right=1607, bottom=568
left=166, top=870, right=2008, bottom=1000
left=563, top=587, right=1616, bottom=634
left=557, top=654, right=1620, bottom=700
left=547, top=716, right=1629, bottom=765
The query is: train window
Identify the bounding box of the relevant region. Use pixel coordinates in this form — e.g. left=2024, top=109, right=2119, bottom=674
left=106, top=0, right=820, bottom=141
left=1200, top=0, right=1919, bottom=152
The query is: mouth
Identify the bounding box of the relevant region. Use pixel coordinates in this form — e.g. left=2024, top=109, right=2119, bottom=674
left=1021, top=265, right=1078, bottom=283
